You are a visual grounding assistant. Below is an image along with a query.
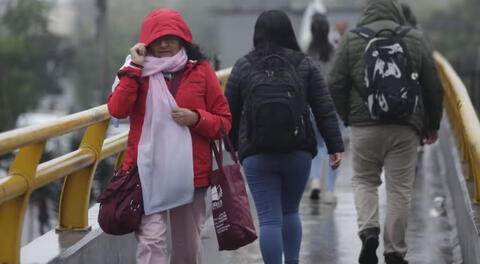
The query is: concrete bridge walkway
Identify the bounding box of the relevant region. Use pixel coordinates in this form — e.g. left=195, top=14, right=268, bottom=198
left=20, top=127, right=465, bottom=264
left=201, top=142, right=462, bottom=264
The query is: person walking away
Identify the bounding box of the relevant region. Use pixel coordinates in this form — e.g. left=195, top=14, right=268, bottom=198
left=226, top=10, right=344, bottom=264
left=308, top=13, right=334, bottom=83
left=307, top=13, right=343, bottom=204
left=328, top=0, right=444, bottom=263
left=107, top=8, right=232, bottom=264
left=298, top=0, right=327, bottom=52
left=331, top=21, right=349, bottom=47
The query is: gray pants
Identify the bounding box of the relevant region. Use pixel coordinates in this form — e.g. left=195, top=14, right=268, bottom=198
left=350, top=125, right=419, bottom=257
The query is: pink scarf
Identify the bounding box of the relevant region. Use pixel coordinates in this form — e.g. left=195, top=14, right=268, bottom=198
left=111, top=49, right=195, bottom=214
left=109, top=48, right=195, bottom=214
left=138, top=49, right=195, bottom=214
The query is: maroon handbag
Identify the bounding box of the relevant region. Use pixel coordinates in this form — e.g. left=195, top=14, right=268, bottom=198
left=97, top=166, right=143, bottom=235
left=210, top=132, right=257, bottom=250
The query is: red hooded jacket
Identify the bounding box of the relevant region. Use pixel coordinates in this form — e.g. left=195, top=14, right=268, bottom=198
left=107, top=9, right=232, bottom=187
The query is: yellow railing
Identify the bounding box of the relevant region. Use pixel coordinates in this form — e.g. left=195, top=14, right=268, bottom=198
left=216, top=67, right=232, bottom=92
left=435, top=52, right=480, bottom=202
left=1, top=53, right=479, bottom=261
left=0, top=68, right=232, bottom=264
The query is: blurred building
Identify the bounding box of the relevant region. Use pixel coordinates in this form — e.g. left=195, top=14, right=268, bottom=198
left=214, top=0, right=365, bottom=68
left=232, top=0, right=291, bottom=8
left=47, top=0, right=76, bottom=37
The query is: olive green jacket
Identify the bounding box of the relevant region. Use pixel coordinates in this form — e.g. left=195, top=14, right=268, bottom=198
left=328, top=0, right=444, bottom=134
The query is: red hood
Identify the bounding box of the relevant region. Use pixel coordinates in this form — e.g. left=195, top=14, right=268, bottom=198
left=138, top=9, right=192, bottom=46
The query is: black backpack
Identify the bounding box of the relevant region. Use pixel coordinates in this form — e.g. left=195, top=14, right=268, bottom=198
left=244, top=53, right=308, bottom=152
left=352, top=26, right=420, bottom=121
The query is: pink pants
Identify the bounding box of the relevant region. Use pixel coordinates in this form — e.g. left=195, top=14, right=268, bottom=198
left=135, top=188, right=207, bottom=264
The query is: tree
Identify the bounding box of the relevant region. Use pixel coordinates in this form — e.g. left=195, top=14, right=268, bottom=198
left=423, top=0, right=480, bottom=110
left=70, top=0, right=165, bottom=110
left=0, top=0, right=72, bottom=132
left=69, top=0, right=230, bottom=110
left=424, top=0, right=480, bottom=73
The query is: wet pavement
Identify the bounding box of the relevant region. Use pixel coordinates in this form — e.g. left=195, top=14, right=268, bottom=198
left=201, top=142, right=461, bottom=264
left=17, top=138, right=463, bottom=263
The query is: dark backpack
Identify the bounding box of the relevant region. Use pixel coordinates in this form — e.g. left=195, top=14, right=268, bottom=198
left=352, top=26, right=420, bottom=121
left=244, top=53, right=308, bottom=151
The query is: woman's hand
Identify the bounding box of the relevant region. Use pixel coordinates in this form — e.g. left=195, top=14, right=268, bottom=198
left=329, top=153, right=342, bottom=170
left=425, top=130, right=439, bottom=145
left=130, top=43, right=146, bottom=65
left=172, top=108, right=199, bottom=127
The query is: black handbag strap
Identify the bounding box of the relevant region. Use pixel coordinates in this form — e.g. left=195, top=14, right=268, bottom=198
left=210, top=123, right=239, bottom=168
left=222, top=131, right=239, bottom=164
left=211, top=137, right=224, bottom=168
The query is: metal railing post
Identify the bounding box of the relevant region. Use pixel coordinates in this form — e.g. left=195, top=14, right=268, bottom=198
left=114, top=150, right=126, bottom=170
left=0, top=142, right=45, bottom=264
left=57, top=120, right=109, bottom=230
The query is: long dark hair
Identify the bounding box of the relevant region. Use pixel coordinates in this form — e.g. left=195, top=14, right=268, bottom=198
left=308, top=13, right=333, bottom=63
left=253, top=10, right=301, bottom=53
left=180, top=39, right=207, bottom=61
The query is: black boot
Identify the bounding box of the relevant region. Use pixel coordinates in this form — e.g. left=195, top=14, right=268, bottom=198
left=358, top=227, right=380, bottom=264
left=309, top=188, right=320, bottom=200
left=384, top=253, right=408, bottom=264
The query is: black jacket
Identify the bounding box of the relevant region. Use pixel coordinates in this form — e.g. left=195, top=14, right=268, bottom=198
left=225, top=48, right=344, bottom=162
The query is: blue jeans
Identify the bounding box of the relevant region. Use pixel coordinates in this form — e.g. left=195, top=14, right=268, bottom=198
left=310, top=114, right=343, bottom=191
left=310, top=134, right=339, bottom=191
left=243, top=151, right=312, bottom=264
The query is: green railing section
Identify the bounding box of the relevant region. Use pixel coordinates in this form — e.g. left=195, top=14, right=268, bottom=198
left=0, top=69, right=231, bottom=264
left=434, top=53, right=480, bottom=202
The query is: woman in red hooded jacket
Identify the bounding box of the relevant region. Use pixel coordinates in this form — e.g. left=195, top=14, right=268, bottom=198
left=107, top=9, right=231, bottom=264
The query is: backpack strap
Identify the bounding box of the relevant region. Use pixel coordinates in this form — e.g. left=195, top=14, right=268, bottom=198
left=353, top=26, right=412, bottom=39
left=350, top=28, right=375, bottom=102
left=394, top=26, right=412, bottom=38
left=247, top=50, right=304, bottom=69
left=351, top=27, right=376, bottom=40
left=286, top=51, right=306, bottom=68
